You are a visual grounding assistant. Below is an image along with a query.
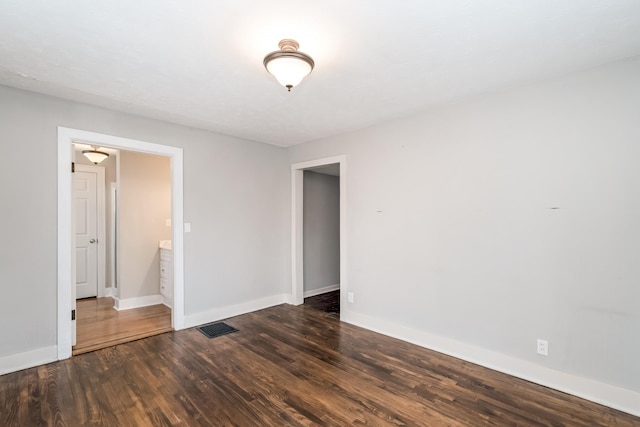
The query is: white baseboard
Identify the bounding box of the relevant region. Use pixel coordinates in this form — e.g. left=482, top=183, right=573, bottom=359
left=342, top=310, right=640, bottom=417
left=303, top=284, right=340, bottom=298
left=98, top=284, right=115, bottom=298
left=162, top=295, right=173, bottom=309
left=283, top=293, right=297, bottom=305
left=184, top=294, right=288, bottom=329
left=113, top=294, right=164, bottom=311
left=0, top=346, right=58, bottom=376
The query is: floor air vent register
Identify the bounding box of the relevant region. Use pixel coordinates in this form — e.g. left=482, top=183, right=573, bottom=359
left=197, top=322, right=238, bottom=339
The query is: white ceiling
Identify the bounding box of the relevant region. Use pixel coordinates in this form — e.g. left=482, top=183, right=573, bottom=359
left=1, top=1, right=640, bottom=147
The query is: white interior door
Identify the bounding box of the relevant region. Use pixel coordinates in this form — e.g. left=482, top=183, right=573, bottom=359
left=74, top=170, right=98, bottom=299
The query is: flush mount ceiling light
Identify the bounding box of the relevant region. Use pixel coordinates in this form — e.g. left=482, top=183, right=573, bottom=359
left=263, top=39, right=314, bottom=91
left=82, top=145, right=109, bottom=164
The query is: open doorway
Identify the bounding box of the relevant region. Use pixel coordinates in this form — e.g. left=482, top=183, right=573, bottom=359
left=71, top=145, right=174, bottom=355
left=291, top=155, right=347, bottom=320
left=302, top=166, right=340, bottom=316
left=57, top=127, right=185, bottom=360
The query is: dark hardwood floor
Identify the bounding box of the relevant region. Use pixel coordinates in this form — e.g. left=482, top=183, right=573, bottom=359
left=73, top=297, right=172, bottom=355
left=304, top=290, right=339, bottom=317
left=1, top=303, right=638, bottom=426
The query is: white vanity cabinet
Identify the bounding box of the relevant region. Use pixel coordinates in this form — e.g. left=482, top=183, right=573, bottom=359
left=159, top=240, right=173, bottom=307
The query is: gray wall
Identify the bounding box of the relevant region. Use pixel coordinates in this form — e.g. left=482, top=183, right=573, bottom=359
left=289, top=58, right=640, bottom=393
left=303, top=171, right=340, bottom=294
left=119, top=150, right=171, bottom=300
left=0, top=85, right=289, bottom=358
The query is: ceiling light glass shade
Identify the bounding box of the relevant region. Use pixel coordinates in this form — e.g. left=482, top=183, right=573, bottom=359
left=82, top=147, right=109, bottom=164
left=264, top=39, right=314, bottom=91
left=265, top=55, right=313, bottom=88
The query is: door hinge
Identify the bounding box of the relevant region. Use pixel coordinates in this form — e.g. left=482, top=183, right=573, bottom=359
left=71, top=162, right=75, bottom=173
left=71, top=309, right=76, bottom=321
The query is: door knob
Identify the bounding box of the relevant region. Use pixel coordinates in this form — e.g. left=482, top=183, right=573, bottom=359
left=89, top=239, right=96, bottom=243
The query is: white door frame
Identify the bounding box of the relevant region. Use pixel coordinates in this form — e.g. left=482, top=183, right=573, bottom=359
left=57, top=127, right=185, bottom=360
left=74, top=164, right=106, bottom=298
left=291, top=155, right=347, bottom=320
left=109, top=182, right=118, bottom=293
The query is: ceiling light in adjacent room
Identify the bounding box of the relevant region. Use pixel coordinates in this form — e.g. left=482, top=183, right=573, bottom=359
left=263, top=39, right=314, bottom=91
left=82, top=145, right=109, bottom=164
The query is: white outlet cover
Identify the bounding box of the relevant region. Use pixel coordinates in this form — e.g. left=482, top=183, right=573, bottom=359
left=537, top=339, right=549, bottom=356
left=184, top=222, right=191, bottom=233
left=347, top=292, right=354, bottom=303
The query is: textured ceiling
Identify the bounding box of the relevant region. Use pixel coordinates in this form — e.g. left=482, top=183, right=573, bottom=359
left=1, top=0, right=640, bottom=146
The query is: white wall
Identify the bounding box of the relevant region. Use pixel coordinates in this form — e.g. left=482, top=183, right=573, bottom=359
left=119, top=150, right=171, bottom=300
left=289, top=58, right=640, bottom=401
left=303, top=171, right=340, bottom=294
left=0, top=85, right=290, bottom=361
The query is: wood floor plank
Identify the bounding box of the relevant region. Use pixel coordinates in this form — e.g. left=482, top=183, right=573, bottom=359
left=1, top=303, right=638, bottom=426
left=73, top=297, right=172, bottom=355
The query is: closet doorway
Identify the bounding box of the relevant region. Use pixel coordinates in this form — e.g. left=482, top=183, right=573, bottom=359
left=301, top=166, right=341, bottom=317
left=291, top=155, right=347, bottom=320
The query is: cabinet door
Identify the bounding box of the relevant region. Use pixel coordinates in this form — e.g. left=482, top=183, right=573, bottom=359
left=160, top=259, right=169, bottom=296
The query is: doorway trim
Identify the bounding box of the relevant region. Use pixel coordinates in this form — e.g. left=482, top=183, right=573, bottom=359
left=291, top=155, right=347, bottom=320
left=108, top=182, right=118, bottom=294
left=57, top=127, right=185, bottom=360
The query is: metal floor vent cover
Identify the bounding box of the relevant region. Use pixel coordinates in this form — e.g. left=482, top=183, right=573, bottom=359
left=198, top=322, right=238, bottom=339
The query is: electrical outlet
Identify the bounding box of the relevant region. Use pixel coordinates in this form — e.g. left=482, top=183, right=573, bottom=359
left=347, top=292, right=354, bottom=303
left=537, top=339, right=549, bottom=356
left=166, top=219, right=171, bottom=227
